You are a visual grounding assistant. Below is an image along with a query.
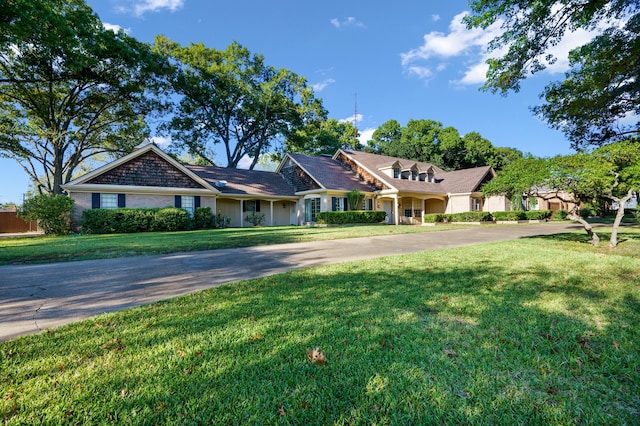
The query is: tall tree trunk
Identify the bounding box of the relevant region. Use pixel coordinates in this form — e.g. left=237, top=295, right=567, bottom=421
left=609, top=190, right=634, bottom=247
left=567, top=212, right=600, bottom=246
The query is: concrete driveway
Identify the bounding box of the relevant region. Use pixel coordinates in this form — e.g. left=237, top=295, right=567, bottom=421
left=0, top=223, right=582, bottom=341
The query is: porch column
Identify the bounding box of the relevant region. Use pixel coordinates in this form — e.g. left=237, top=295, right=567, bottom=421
left=270, top=200, right=274, bottom=226
left=393, top=195, right=399, bottom=225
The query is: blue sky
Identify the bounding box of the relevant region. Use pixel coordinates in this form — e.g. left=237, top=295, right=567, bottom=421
left=1, top=0, right=592, bottom=204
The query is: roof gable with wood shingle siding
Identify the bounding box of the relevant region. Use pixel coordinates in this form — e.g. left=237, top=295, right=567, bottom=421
left=278, top=156, right=322, bottom=192
left=86, top=150, right=207, bottom=189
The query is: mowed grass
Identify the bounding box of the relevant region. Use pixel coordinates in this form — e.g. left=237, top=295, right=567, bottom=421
left=1, top=232, right=639, bottom=424
left=0, top=224, right=464, bottom=265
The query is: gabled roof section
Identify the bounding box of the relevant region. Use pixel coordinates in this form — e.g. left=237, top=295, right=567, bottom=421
left=65, top=144, right=217, bottom=192
left=280, top=153, right=375, bottom=193
left=336, top=149, right=495, bottom=195
left=187, top=165, right=296, bottom=197
left=441, top=166, right=495, bottom=193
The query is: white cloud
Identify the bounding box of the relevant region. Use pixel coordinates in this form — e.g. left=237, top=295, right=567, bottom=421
left=358, top=128, right=376, bottom=145
left=236, top=155, right=254, bottom=170
left=431, top=14, right=441, bottom=22
left=339, top=113, right=363, bottom=125
left=150, top=136, right=171, bottom=148
left=330, top=17, right=365, bottom=29
left=406, top=66, right=433, bottom=80
left=401, top=11, right=498, bottom=66
left=115, top=0, right=185, bottom=17
left=402, top=9, right=599, bottom=86
left=103, top=23, right=131, bottom=34
left=312, top=78, right=336, bottom=92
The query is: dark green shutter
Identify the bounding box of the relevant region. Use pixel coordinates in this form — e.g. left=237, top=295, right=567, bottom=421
left=331, top=197, right=337, bottom=211
left=117, top=194, right=126, bottom=208
left=174, top=195, right=182, bottom=208
left=255, top=200, right=260, bottom=212
left=92, top=193, right=100, bottom=209
left=195, top=196, right=201, bottom=208
left=343, top=197, right=349, bottom=211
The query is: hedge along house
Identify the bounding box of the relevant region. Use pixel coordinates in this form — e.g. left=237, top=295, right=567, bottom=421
left=63, top=143, right=508, bottom=228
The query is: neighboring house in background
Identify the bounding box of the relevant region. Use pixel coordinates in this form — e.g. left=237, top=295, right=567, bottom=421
left=62, top=143, right=509, bottom=228
left=526, top=188, right=579, bottom=216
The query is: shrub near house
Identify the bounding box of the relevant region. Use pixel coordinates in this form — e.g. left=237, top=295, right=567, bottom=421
left=81, top=207, right=221, bottom=234
left=315, top=211, right=386, bottom=225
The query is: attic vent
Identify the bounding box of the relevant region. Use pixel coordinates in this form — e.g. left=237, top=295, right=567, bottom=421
left=215, top=180, right=227, bottom=188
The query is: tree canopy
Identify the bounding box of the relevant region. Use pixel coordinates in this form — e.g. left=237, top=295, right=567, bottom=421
left=366, top=119, right=522, bottom=171
left=281, top=118, right=360, bottom=159
left=483, top=141, right=640, bottom=246
left=465, top=0, right=639, bottom=148
left=156, top=37, right=325, bottom=169
left=0, top=0, right=166, bottom=195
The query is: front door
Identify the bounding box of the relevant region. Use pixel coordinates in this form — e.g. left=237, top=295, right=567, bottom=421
left=382, top=200, right=394, bottom=224
left=305, top=199, right=312, bottom=222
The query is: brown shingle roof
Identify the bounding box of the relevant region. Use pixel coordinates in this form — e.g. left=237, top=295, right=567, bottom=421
left=287, top=153, right=376, bottom=192
left=338, top=150, right=493, bottom=194
left=186, top=165, right=296, bottom=197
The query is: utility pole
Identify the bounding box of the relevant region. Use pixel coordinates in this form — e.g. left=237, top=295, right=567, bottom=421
left=353, top=92, right=359, bottom=141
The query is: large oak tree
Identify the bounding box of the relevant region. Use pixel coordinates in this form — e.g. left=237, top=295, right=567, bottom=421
left=465, top=0, right=639, bottom=148
left=0, top=0, right=167, bottom=195
left=156, top=37, right=325, bottom=169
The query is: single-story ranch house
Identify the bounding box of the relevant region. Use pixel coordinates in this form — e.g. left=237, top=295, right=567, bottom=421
left=62, top=143, right=510, bottom=227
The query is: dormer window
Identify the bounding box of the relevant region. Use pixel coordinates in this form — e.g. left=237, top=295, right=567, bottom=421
left=428, top=172, right=435, bottom=183
left=411, top=169, right=418, bottom=181
left=393, top=167, right=400, bottom=178
left=401, top=170, right=410, bottom=180
left=419, top=172, right=427, bottom=182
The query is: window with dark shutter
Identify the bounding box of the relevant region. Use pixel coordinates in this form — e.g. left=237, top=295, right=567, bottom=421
left=117, top=194, right=126, bottom=208
left=92, top=193, right=100, bottom=209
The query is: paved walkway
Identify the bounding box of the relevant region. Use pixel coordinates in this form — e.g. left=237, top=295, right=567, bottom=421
left=0, top=223, right=582, bottom=341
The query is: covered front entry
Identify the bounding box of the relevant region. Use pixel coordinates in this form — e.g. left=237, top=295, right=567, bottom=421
left=382, top=200, right=394, bottom=224
left=217, top=198, right=297, bottom=227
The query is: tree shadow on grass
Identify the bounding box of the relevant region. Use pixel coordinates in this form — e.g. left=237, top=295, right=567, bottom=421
left=3, top=245, right=639, bottom=424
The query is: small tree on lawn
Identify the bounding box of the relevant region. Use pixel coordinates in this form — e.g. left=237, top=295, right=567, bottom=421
left=484, top=142, right=640, bottom=247
left=483, top=155, right=602, bottom=245
left=591, top=141, right=640, bottom=247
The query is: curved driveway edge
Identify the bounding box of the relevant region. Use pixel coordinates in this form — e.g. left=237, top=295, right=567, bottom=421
left=0, top=223, right=582, bottom=341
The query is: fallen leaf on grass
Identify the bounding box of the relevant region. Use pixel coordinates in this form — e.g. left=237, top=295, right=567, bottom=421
left=248, top=334, right=263, bottom=343
left=277, top=403, right=286, bottom=416
left=443, top=349, right=457, bottom=358
left=101, top=338, right=125, bottom=352
left=306, top=347, right=327, bottom=365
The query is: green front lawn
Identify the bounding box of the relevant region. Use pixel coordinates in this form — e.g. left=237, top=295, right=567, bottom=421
left=2, top=231, right=639, bottom=424
left=0, top=224, right=464, bottom=265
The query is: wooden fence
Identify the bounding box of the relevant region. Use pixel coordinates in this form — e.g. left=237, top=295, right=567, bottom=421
left=0, top=210, right=39, bottom=233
